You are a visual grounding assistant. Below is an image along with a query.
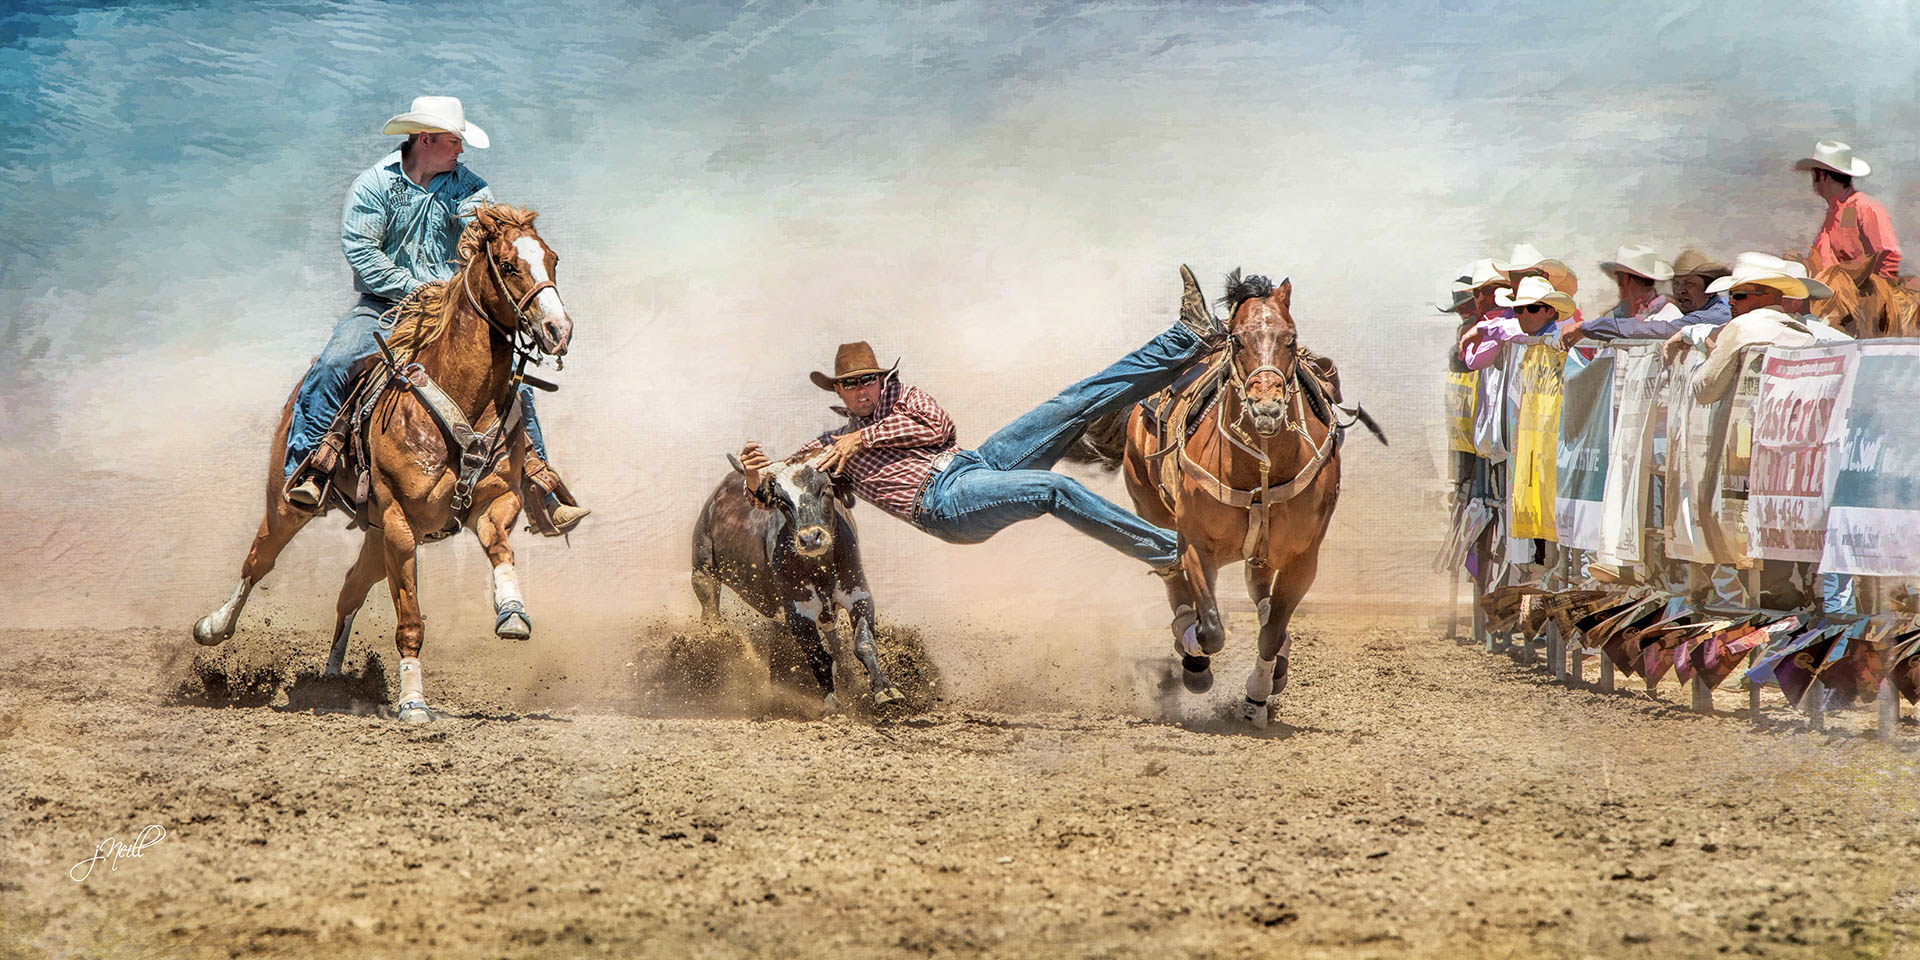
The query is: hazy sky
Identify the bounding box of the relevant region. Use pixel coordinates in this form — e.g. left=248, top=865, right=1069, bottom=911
left=4, top=0, right=1917, bottom=638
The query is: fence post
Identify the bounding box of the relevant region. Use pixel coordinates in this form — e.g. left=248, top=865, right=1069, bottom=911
left=1569, top=625, right=1587, bottom=688
left=1599, top=655, right=1615, bottom=693
left=1690, top=673, right=1714, bottom=713
left=1805, top=677, right=1826, bottom=731
left=1447, top=566, right=1460, bottom=642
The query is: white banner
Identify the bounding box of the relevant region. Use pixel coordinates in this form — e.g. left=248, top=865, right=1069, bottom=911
left=1664, top=349, right=1717, bottom=563
left=1598, top=346, right=1664, bottom=566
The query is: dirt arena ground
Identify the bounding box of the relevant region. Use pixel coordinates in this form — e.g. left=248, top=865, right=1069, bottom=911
left=2, top=613, right=1916, bottom=959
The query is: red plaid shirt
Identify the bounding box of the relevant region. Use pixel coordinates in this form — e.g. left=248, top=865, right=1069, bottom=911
left=799, top=378, right=958, bottom=525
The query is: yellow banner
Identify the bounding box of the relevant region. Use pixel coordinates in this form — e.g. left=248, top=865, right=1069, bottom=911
left=1445, top=370, right=1478, bottom=454
left=1509, top=343, right=1565, bottom=541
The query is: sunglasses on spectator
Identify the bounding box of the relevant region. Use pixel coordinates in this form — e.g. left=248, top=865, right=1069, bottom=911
left=1515, top=303, right=1555, bottom=315
left=836, top=373, right=882, bottom=388
left=1729, top=291, right=1760, bottom=301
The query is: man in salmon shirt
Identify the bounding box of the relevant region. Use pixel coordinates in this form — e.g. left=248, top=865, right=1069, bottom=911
left=1796, top=139, right=1902, bottom=278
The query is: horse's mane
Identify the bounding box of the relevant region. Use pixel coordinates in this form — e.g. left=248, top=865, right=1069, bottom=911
left=1217, top=269, right=1275, bottom=318
left=384, top=203, right=541, bottom=358
left=1811, top=264, right=1861, bottom=333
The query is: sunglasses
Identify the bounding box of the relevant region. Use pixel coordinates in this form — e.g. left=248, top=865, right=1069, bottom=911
left=1516, top=303, right=1555, bottom=315
left=1729, top=291, right=1759, bottom=301
left=835, top=373, right=882, bottom=388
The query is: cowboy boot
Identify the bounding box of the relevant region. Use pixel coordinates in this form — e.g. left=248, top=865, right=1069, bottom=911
left=523, top=454, right=590, bottom=536
left=285, top=429, right=348, bottom=510
left=1178, top=264, right=1228, bottom=345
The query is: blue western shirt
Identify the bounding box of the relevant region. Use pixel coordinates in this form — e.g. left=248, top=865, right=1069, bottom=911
left=340, top=150, right=495, bottom=303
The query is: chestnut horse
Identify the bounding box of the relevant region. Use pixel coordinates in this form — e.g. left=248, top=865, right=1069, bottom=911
left=1077, top=271, right=1367, bottom=726
left=192, top=204, right=573, bottom=723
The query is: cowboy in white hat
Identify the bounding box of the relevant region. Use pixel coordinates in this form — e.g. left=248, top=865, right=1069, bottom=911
left=1665, top=252, right=1848, bottom=402
left=282, top=95, right=588, bottom=533
left=1457, top=275, right=1572, bottom=371
left=1797, top=139, right=1902, bottom=278
left=1567, top=248, right=1731, bottom=345
left=1500, top=243, right=1578, bottom=296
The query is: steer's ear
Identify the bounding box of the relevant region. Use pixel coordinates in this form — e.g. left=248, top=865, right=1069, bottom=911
left=726, top=453, right=746, bottom=474
left=833, top=477, right=855, bottom=509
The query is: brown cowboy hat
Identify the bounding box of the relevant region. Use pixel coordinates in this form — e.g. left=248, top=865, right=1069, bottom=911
left=809, top=341, right=901, bottom=391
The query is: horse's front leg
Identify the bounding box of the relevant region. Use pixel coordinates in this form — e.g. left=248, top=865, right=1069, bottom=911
left=379, top=501, right=432, bottom=724
left=469, top=476, right=529, bottom=640
left=1241, top=554, right=1315, bottom=726
left=1177, top=538, right=1224, bottom=694
left=325, top=531, right=388, bottom=677
left=834, top=576, right=902, bottom=706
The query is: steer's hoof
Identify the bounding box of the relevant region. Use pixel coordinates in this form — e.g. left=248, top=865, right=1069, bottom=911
left=821, top=692, right=843, bottom=715
left=192, top=617, right=230, bottom=647
left=872, top=685, right=905, bottom=706
left=495, top=608, right=531, bottom=641
left=1180, top=656, right=1214, bottom=694
left=1239, top=696, right=1271, bottom=728
left=396, top=699, right=436, bottom=724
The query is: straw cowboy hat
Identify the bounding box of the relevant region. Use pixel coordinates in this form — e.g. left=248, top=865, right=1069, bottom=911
left=382, top=95, right=489, bottom=148
left=1494, top=275, right=1577, bottom=320
left=1598, top=244, right=1674, bottom=282
left=1705, top=252, right=1834, bottom=301
left=810, top=341, right=900, bottom=391
left=1792, top=139, right=1869, bottom=178
left=1501, top=243, right=1578, bottom=295
left=1670, top=248, right=1729, bottom=280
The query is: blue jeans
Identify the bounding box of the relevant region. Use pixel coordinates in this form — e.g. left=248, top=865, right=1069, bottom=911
left=915, top=323, right=1205, bottom=567
left=285, top=296, right=549, bottom=478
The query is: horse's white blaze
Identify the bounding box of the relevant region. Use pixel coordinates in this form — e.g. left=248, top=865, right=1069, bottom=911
left=511, top=236, right=568, bottom=319
left=1245, top=655, right=1278, bottom=702
left=490, top=562, right=523, bottom=610
left=398, top=656, right=425, bottom=705
left=833, top=586, right=870, bottom=609
left=793, top=588, right=825, bottom=623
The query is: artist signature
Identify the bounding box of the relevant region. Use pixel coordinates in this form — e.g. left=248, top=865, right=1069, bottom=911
left=70, top=825, right=166, bottom=882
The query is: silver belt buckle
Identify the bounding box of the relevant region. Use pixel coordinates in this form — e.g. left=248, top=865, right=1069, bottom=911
left=928, top=450, right=956, bottom=474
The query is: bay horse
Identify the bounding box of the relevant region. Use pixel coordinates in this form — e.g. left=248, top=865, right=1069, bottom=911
left=191, top=204, right=573, bottom=723
left=1076, top=270, right=1373, bottom=726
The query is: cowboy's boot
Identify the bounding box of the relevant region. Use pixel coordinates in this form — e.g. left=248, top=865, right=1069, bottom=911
left=1178, top=264, right=1228, bottom=346
left=523, top=454, right=589, bottom=536
left=285, top=430, right=348, bottom=510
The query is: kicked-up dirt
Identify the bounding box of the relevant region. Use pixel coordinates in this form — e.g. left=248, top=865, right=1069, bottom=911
left=1, top=612, right=1916, bottom=959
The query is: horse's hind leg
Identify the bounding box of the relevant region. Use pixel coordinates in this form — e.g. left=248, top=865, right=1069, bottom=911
left=471, top=485, right=530, bottom=640
left=194, top=497, right=312, bottom=646
left=325, top=531, right=387, bottom=677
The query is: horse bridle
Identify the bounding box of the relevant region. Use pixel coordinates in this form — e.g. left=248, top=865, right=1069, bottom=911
left=461, top=237, right=563, bottom=370
left=1221, top=332, right=1312, bottom=453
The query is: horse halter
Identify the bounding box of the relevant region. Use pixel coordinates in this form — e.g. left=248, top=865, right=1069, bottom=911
left=1222, top=331, right=1307, bottom=442
left=462, top=235, right=563, bottom=369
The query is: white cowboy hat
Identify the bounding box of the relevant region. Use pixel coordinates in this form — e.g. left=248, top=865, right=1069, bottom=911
left=1776, top=256, right=1835, bottom=300
left=1465, top=257, right=1508, bottom=290
left=1502, top=242, right=1578, bottom=295
left=1792, top=139, right=1869, bottom=178
left=1705, top=251, right=1831, bottom=300
left=1598, top=244, right=1674, bottom=282
left=1494, top=275, right=1577, bottom=320
left=382, top=95, right=489, bottom=149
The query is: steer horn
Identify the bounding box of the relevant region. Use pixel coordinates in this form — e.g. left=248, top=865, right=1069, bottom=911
left=727, top=453, right=747, bottom=474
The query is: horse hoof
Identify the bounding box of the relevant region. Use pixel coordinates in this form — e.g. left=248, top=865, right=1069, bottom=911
left=1180, top=657, right=1214, bottom=694
left=495, top=610, right=531, bottom=641
left=396, top=700, right=436, bottom=724
left=872, top=685, right=905, bottom=706
left=1239, top=696, right=1270, bottom=728
left=192, top=617, right=230, bottom=647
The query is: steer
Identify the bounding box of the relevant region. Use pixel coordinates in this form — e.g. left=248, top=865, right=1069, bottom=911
left=691, top=453, right=903, bottom=709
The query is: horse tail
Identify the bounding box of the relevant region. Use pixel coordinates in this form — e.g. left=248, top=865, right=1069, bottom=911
left=1061, top=408, right=1131, bottom=471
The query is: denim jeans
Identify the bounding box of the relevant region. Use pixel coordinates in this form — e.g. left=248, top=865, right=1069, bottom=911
left=285, top=296, right=549, bottom=478
left=915, top=323, right=1205, bottom=567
